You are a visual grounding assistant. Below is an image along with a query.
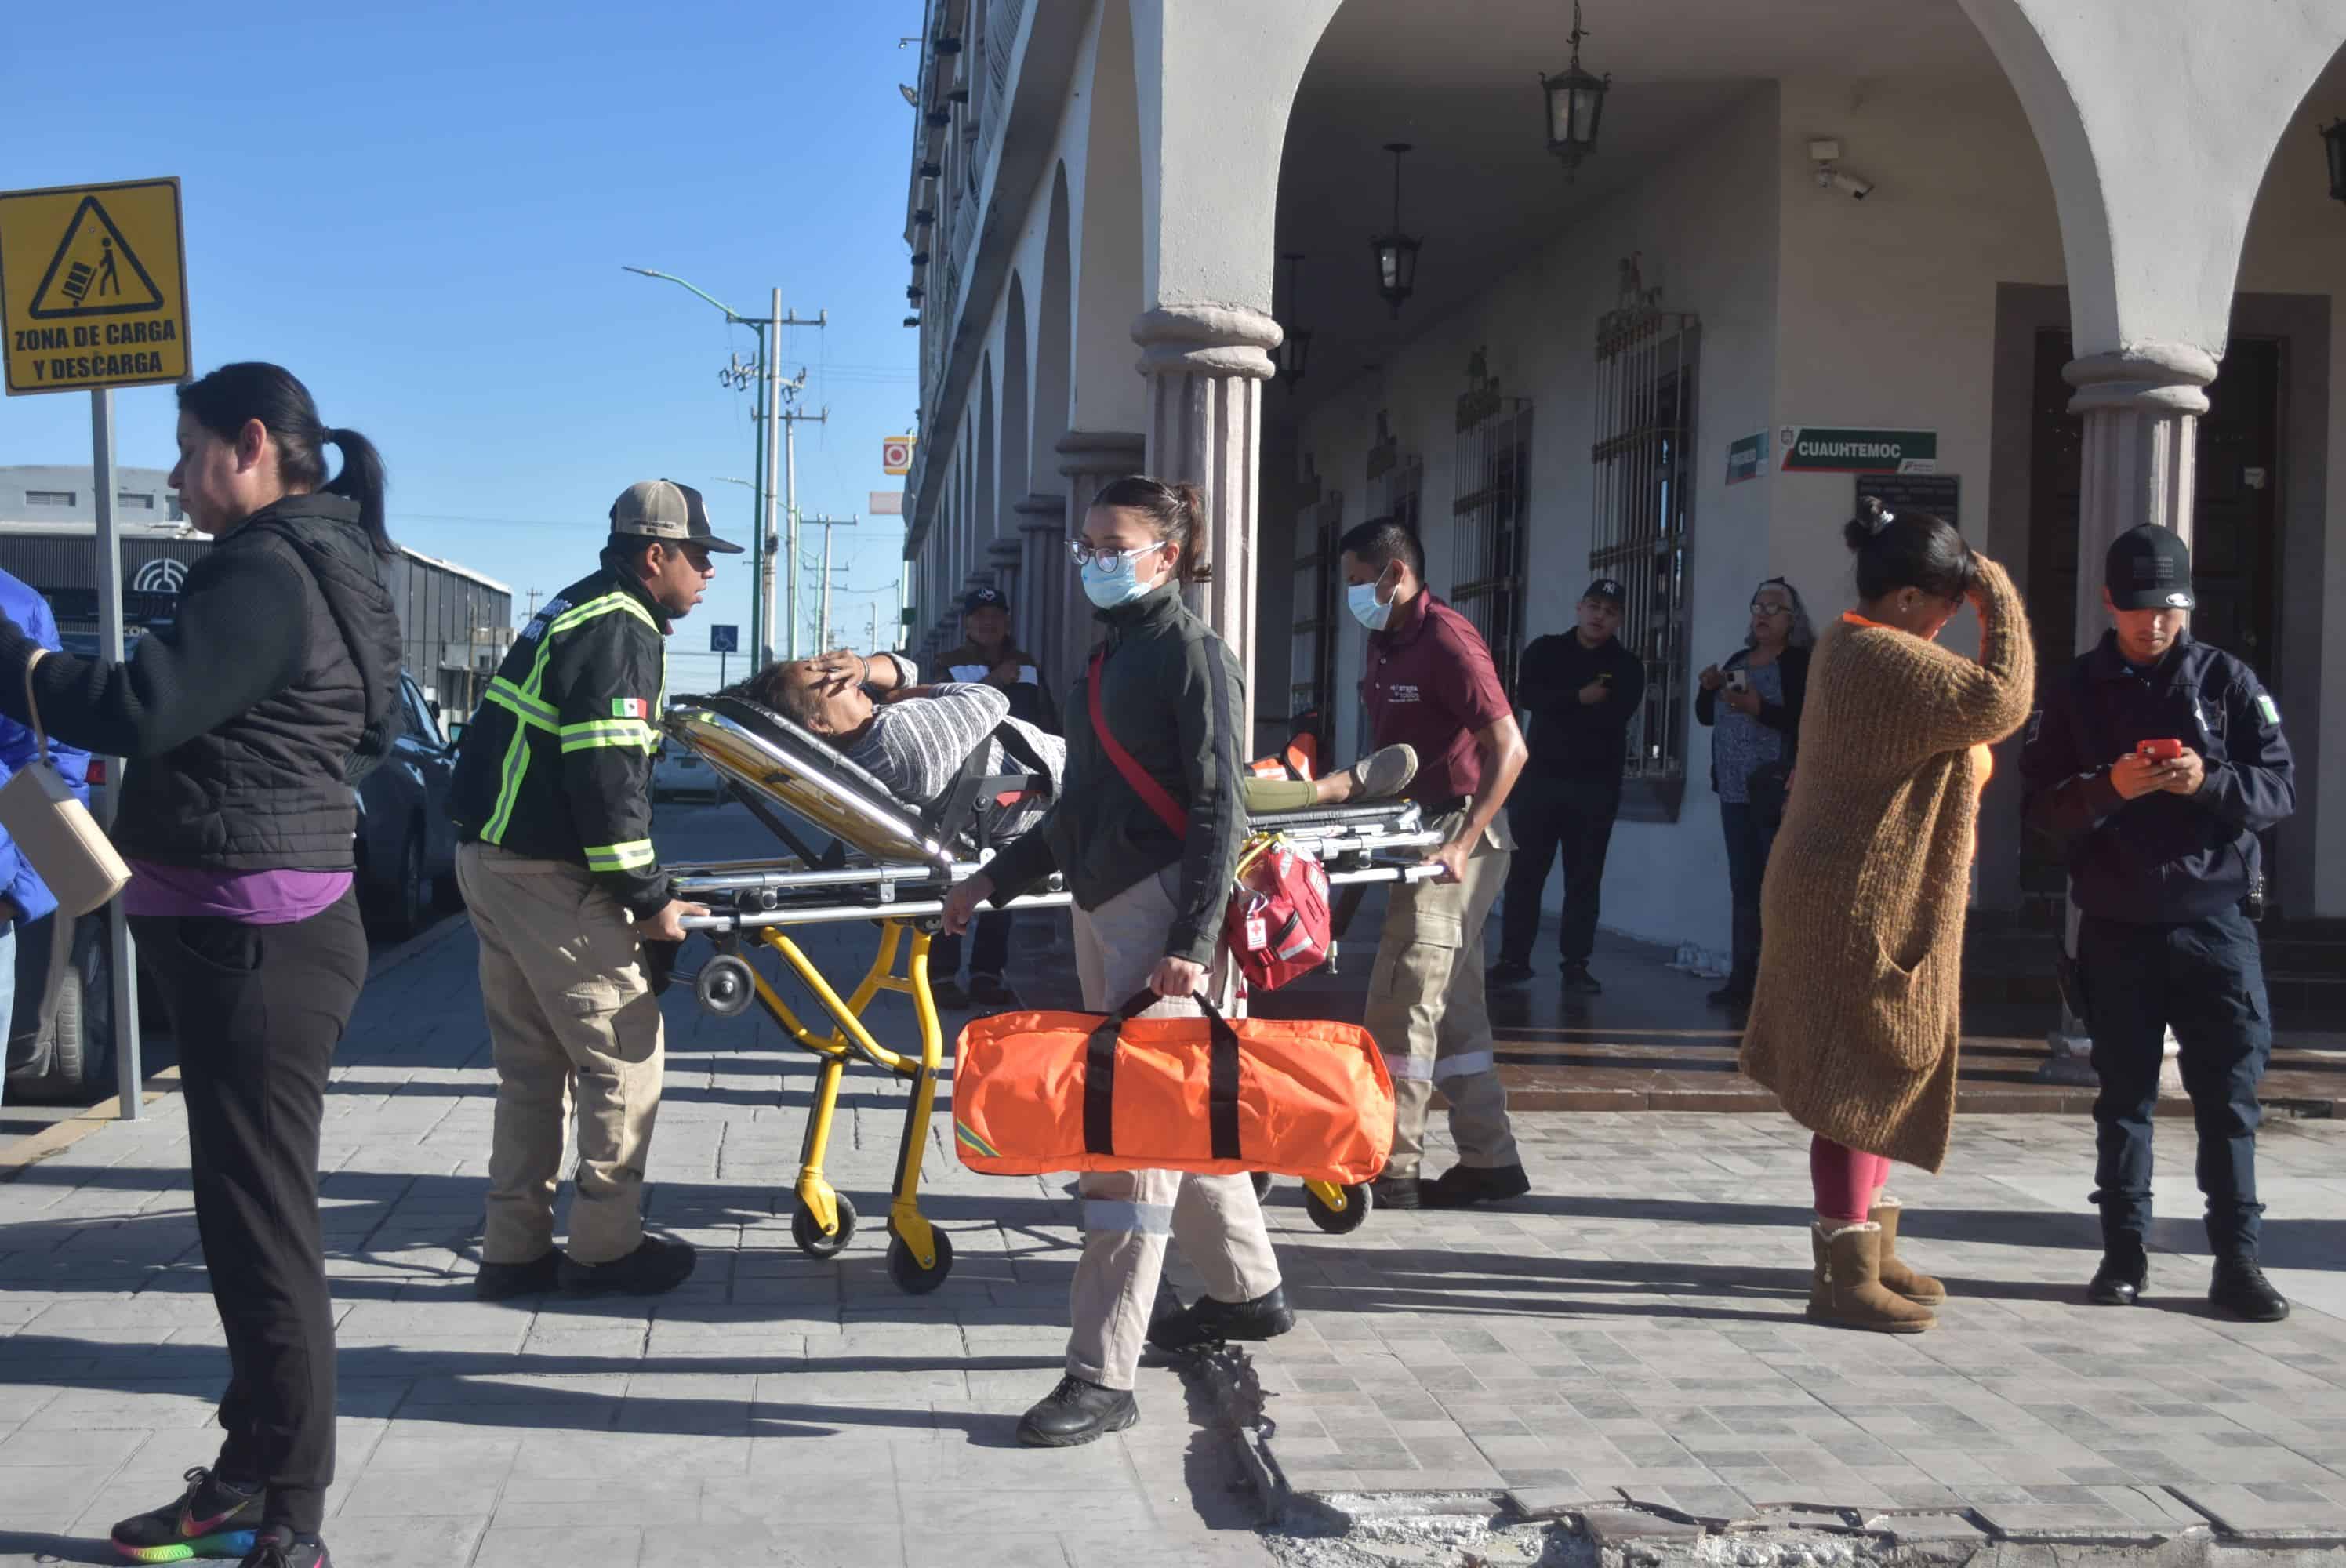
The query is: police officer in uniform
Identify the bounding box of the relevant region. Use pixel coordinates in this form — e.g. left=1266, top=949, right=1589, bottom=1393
left=452, top=480, right=739, bottom=1301
left=2021, top=524, right=2294, bottom=1322
left=1491, top=578, right=1645, bottom=993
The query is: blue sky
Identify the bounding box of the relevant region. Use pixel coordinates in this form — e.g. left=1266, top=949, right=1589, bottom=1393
left=0, top=0, right=923, bottom=686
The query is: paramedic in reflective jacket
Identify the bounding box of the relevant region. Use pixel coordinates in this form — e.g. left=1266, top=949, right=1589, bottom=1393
left=2020, top=523, right=2295, bottom=1323
left=942, top=475, right=1291, bottom=1449
left=449, top=480, right=734, bottom=1303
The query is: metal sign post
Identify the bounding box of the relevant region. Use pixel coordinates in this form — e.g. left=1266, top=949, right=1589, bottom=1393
left=89, top=388, right=141, bottom=1118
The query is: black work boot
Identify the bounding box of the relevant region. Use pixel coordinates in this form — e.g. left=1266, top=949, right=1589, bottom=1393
left=2210, top=1254, right=2290, bottom=1323
left=1422, top=1163, right=1532, bottom=1209
left=474, top=1250, right=561, bottom=1302
left=1486, top=960, right=1534, bottom=986
left=1562, top=961, right=1603, bottom=995
left=2086, top=1234, right=2148, bottom=1306
left=1146, top=1286, right=1296, bottom=1354
left=559, top=1232, right=698, bottom=1298
left=1370, top=1173, right=1423, bottom=1211
left=111, top=1465, right=263, bottom=1562
left=1017, top=1374, right=1138, bottom=1446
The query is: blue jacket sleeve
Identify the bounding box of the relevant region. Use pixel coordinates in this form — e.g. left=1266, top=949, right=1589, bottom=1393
left=2195, top=666, right=2294, bottom=834
left=0, top=587, right=85, bottom=921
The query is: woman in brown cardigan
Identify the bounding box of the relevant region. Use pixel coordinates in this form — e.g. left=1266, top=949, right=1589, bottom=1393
left=1741, top=504, right=2034, bottom=1333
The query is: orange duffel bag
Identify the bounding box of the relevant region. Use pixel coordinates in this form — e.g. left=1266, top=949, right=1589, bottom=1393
left=952, top=989, right=1393, bottom=1184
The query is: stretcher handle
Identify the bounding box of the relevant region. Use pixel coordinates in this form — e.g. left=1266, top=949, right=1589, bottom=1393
left=1084, top=989, right=1243, bottom=1163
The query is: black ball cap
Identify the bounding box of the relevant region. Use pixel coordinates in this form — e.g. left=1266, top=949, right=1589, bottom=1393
left=961, top=586, right=1010, bottom=616
left=1582, top=578, right=1626, bottom=605
left=2105, top=524, right=2194, bottom=611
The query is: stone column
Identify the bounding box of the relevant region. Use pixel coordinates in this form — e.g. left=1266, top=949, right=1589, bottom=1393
left=1055, top=430, right=1146, bottom=695
left=986, top=535, right=1024, bottom=639
left=2041, top=343, right=2215, bottom=1088
left=1011, top=492, right=1067, bottom=676
left=1134, top=304, right=1280, bottom=746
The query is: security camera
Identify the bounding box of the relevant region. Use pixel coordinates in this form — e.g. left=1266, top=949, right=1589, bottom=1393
left=1829, top=169, right=1873, bottom=200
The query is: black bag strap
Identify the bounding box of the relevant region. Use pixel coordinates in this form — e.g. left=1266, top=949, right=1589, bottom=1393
left=924, top=722, right=1057, bottom=848
left=1081, top=988, right=1243, bottom=1163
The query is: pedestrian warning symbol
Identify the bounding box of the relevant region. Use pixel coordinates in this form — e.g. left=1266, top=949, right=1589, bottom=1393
left=0, top=177, right=191, bottom=396
left=30, top=197, right=165, bottom=318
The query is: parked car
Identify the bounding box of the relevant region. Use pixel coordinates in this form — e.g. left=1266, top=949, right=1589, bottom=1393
left=653, top=739, right=726, bottom=804
left=6, top=666, right=459, bottom=1102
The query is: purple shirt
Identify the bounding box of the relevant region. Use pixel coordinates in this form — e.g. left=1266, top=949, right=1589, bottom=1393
left=123, top=861, right=354, bottom=924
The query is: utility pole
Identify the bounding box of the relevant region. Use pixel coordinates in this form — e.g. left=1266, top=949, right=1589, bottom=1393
left=802, top=515, right=858, bottom=654
left=779, top=397, right=829, bottom=659
left=867, top=600, right=881, bottom=658
left=523, top=588, right=542, bottom=623
left=623, top=267, right=824, bottom=667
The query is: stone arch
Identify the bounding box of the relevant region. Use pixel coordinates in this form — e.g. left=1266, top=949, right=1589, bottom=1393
left=975, top=353, right=997, bottom=588
left=1034, top=165, right=1075, bottom=485
left=1070, top=0, right=1146, bottom=434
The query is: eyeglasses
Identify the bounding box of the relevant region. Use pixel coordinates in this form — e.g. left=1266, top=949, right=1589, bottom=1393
left=1066, top=539, right=1167, bottom=569
left=1750, top=600, right=1795, bottom=616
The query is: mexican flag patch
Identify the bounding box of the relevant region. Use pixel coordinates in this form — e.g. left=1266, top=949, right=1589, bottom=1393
left=2257, top=693, right=2281, bottom=727
left=613, top=697, right=650, bottom=720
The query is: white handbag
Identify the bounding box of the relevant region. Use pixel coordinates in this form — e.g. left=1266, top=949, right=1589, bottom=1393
left=0, top=650, right=132, bottom=917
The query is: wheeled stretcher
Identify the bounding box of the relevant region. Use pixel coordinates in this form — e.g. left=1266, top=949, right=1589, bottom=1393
left=661, top=693, right=1444, bottom=1294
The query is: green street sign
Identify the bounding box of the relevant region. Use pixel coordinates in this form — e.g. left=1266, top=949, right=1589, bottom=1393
left=1778, top=426, right=1937, bottom=474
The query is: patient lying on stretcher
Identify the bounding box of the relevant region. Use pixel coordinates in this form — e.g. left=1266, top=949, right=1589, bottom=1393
left=735, top=650, right=1418, bottom=846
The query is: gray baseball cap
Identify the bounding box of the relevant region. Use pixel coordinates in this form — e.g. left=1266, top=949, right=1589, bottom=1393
left=609, top=479, right=743, bottom=554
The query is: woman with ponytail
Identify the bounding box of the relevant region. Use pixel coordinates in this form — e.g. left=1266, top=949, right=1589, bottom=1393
left=0, top=363, right=401, bottom=1568
left=1739, top=501, right=2033, bottom=1337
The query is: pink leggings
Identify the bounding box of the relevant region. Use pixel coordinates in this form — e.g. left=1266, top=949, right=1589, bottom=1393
left=1810, top=1135, right=1891, bottom=1223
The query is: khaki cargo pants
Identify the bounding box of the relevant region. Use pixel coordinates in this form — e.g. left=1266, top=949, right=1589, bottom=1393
left=458, top=841, right=665, bottom=1267
left=1364, top=808, right=1520, bottom=1180
left=1065, top=865, right=1281, bottom=1392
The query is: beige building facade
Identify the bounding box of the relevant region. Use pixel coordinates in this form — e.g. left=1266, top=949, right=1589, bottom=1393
left=898, top=0, right=2346, bottom=953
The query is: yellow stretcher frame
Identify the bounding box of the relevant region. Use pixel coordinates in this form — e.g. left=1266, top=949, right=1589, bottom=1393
left=666, top=695, right=1444, bottom=1293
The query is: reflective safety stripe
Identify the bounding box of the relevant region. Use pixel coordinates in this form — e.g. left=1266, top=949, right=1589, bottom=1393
left=558, top=718, right=659, bottom=753
left=1432, top=1049, right=1497, bottom=1080
left=584, top=839, right=656, bottom=873
left=484, top=681, right=557, bottom=731
left=1080, top=1199, right=1175, bottom=1236
left=481, top=592, right=663, bottom=842
left=1384, top=1051, right=1434, bottom=1083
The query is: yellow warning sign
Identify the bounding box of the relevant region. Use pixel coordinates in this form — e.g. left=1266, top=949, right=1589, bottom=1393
left=0, top=177, right=191, bottom=396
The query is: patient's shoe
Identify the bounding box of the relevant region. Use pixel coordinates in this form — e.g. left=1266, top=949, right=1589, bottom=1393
left=932, top=978, right=971, bottom=1011
left=1346, top=745, right=1418, bottom=801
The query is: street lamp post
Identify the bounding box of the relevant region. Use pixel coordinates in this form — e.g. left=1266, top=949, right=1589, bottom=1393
left=624, top=267, right=826, bottom=666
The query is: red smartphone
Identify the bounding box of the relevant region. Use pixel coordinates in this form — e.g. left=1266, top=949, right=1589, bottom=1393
left=2135, top=738, right=2184, bottom=762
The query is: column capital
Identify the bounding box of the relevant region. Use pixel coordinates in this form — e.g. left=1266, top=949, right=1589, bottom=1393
left=1131, top=305, right=1280, bottom=381
left=1013, top=492, right=1067, bottom=530
left=1055, top=429, right=1146, bottom=477
left=2064, top=342, right=2217, bottom=416
left=986, top=538, right=1023, bottom=568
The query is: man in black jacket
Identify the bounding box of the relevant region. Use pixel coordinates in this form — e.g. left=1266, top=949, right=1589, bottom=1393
left=1491, top=579, right=1646, bottom=993
left=452, top=480, right=735, bottom=1301
left=2021, top=524, right=2295, bottom=1323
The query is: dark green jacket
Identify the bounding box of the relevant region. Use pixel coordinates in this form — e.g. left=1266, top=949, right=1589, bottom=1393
left=449, top=552, right=671, bottom=915
left=985, top=584, right=1247, bottom=966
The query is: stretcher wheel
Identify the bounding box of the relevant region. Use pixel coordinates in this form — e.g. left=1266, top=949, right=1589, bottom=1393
left=791, top=1192, right=857, bottom=1258
left=887, top=1227, right=953, bottom=1294
left=1250, top=1172, right=1274, bottom=1200
left=1306, top=1183, right=1373, bottom=1235
left=697, top=954, right=757, bottom=1018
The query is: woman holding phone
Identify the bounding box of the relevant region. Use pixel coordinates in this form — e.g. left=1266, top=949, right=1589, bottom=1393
left=1695, top=578, right=1814, bottom=1010
left=942, top=474, right=1291, bottom=1447
left=0, top=364, right=401, bottom=1568
left=1739, top=503, right=2032, bottom=1334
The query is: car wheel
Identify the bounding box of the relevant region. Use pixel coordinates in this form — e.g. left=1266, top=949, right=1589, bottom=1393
left=45, top=916, right=115, bottom=1105
left=367, top=830, right=428, bottom=938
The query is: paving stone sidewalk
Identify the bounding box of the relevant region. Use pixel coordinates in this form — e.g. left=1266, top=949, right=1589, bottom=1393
left=1, top=804, right=2342, bottom=1563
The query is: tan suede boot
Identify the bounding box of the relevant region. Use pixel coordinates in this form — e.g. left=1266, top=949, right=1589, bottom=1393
left=1806, top=1224, right=1833, bottom=1319
left=1818, top=1223, right=1937, bottom=1333
left=1871, top=1198, right=1947, bottom=1306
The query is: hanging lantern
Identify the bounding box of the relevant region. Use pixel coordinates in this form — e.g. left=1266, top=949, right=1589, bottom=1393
left=1277, top=252, right=1313, bottom=384
left=1369, top=143, right=1422, bottom=320
left=2324, top=120, right=2346, bottom=205
left=1539, top=1, right=1611, bottom=181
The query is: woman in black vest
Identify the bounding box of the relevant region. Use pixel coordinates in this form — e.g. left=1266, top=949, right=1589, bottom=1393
left=0, top=364, right=401, bottom=1568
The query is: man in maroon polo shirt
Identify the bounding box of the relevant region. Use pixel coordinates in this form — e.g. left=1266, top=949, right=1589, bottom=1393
left=1339, top=520, right=1531, bottom=1210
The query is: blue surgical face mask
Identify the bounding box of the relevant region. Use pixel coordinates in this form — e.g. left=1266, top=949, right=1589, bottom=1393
left=1080, top=543, right=1164, bottom=608
left=1346, top=571, right=1397, bottom=630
